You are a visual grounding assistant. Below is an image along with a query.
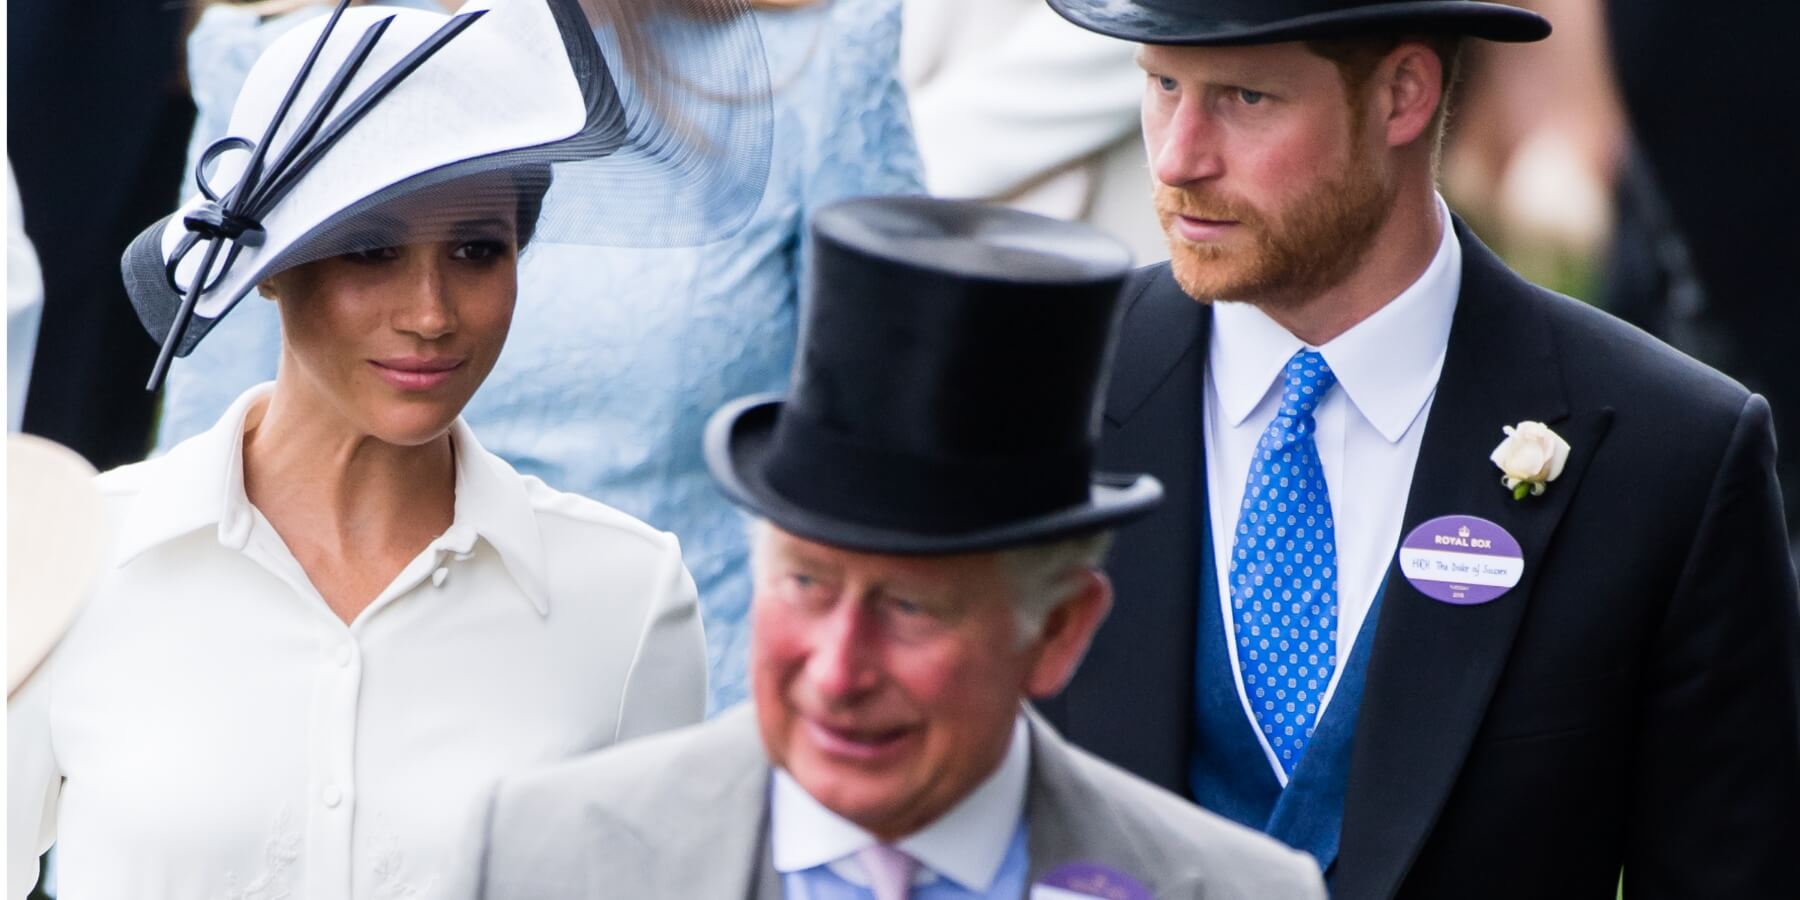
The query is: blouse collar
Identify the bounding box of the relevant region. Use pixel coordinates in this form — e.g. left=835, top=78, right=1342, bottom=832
left=115, top=382, right=551, bottom=615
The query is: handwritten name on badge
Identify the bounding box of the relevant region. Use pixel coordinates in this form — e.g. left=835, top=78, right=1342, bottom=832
left=1397, top=515, right=1524, bottom=605
left=1031, top=863, right=1154, bottom=900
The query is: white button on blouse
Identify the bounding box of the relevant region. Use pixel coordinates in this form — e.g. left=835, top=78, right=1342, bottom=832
left=7, top=384, right=708, bottom=900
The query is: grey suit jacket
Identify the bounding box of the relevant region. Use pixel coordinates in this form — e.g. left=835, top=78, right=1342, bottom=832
left=476, top=705, right=1324, bottom=899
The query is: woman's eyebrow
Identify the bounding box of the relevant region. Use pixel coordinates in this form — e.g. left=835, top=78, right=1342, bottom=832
left=448, top=216, right=517, bottom=238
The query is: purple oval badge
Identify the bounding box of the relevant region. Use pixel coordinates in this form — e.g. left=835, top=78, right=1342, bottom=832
left=1033, top=863, right=1153, bottom=900
left=1397, top=515, right=1524, bottom=605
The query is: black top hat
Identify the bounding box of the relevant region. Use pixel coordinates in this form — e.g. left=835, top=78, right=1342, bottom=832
left=1047, top=0, right=1550, bottom=46
left=704, top=196, right=1163, bottom=555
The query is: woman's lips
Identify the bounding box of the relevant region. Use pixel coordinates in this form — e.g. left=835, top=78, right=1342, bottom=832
left=1174, top=215, right=1239, bottom=243
left=369, top=357, right=464, bottom=391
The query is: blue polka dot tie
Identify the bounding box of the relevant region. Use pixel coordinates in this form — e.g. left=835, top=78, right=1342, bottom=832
left=1229, top=349, right=1340, bottom=776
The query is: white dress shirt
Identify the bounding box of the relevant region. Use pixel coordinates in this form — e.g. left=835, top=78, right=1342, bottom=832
left=772, top=715, right=1029, bottom=894
left=7, top=384, right=707, bottom=900
left=1204, top=199, right=1461, bottom=783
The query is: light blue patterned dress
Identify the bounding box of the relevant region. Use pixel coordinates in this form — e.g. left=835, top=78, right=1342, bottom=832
left=160, top=0, right=923, bottom=711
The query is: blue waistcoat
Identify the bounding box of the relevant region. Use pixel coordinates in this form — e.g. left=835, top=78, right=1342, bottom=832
left=1189, top=531, right=1384, bottom=873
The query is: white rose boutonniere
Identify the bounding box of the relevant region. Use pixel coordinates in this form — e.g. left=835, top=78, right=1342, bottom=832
left=1490, top=421, right=1571, bottom=500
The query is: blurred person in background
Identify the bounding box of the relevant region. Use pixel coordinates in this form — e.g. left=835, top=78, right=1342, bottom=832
left=1602, top=1, right=1800, bottom=559
left=1437, top=0, right=1622, bottom=297
left=8, top=0, right=193, bottom=469
left=1038, top=0, right=1800, bottom=896
left=155, top=0, right=923, bottom=712
left=7, top=1, right=771, bottom=896
left=901, top=0, right=1166, bottom=263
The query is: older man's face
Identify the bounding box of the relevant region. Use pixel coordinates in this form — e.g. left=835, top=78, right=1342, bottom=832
left=750, top=526, right=1080, bottom=841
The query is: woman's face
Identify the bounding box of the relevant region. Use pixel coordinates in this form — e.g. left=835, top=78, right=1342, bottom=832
left=261, top=210, right=519, bottom=447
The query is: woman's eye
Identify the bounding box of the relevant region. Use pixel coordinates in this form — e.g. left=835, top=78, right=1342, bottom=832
left=1235, top=88, right=1266, bottom=106
left=453, top=240, right=508, bottom=261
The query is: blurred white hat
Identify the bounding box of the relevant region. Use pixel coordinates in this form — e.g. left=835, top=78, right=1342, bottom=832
left=8, top=434, right=103, bottom=698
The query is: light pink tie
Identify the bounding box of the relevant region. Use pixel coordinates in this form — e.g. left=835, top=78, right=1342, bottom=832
left=855, top=844, right=918, bottom=900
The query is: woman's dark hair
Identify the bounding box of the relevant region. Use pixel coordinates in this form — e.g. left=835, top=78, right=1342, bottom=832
left=512, top=163, right=554, bottom=250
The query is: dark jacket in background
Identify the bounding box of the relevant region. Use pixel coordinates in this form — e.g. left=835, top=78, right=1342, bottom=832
left=10, top=0, right=195, bottom=469
left=1605, top=0, right=1800, bottom=549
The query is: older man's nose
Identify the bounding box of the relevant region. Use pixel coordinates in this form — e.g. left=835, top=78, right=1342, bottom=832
left=805, top=601, right=883, bottom=701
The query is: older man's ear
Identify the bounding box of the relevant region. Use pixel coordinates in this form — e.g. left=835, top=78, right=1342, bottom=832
left=1024, top=568, right=1113, bottom=699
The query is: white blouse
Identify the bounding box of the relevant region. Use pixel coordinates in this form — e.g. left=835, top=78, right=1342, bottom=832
left=7, top=384, right=707, bottom=900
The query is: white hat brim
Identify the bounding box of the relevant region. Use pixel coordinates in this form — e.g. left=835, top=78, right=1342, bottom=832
left=8, top=434, right=104, bottom=698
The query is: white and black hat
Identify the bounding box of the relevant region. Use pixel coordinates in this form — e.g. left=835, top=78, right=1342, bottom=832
left=125, top=0, right=772, bottom=388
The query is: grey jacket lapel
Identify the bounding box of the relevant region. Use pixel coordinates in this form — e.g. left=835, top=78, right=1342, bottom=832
left=617, top=706, right=774, bottom=899
left=1024, top=711, right=1166, bottom=896
left=752, top=816, right=784, bottom=900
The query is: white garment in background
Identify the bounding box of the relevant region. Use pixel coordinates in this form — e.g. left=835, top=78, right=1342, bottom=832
left=901, top=0, right=1167, bottom=263
left=7, top=383, right=707, bottom=900
left=1204, top=198, right=1461, bottom=784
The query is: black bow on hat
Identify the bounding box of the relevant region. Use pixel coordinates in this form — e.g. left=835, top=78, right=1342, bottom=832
left=1046, top=0, right=1550, bottom=45
left=705, top=196, right=1164, bottom=555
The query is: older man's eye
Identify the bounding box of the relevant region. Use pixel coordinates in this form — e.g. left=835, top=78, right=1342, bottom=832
left=1236, top=88, right=1267, bottom=105
left=1155, top=75, right=1179, bottom=93
left=782, top=572, right=836, bottom=610
left=889, top=596, right=925, bottom=617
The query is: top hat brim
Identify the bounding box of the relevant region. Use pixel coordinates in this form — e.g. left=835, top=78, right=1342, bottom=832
left=705, top=395, right=1164, bottom=556
left=1047, top=1, right=1551, bottom=45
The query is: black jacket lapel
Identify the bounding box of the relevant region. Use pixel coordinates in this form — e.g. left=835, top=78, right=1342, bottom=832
left=1053, top=264, right=1211, bottom=793
left=1334, top=224, right=1615, bottom=899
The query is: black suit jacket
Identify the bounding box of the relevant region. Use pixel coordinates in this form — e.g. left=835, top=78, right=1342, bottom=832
left=1039, top=222, right=1800, bottom=898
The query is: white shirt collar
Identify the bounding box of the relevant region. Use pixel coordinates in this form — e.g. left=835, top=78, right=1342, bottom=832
left=1209, top=196, right=1462, bottom=443
left=115, top=382, right=552, bottom=614
left=771, top=714, right=1030, bottom=893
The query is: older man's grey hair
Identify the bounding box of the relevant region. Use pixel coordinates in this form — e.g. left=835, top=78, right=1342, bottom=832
left=1001, top=530, right=1115, bottom=641
left=746, top=519, right=1113, bottom=643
